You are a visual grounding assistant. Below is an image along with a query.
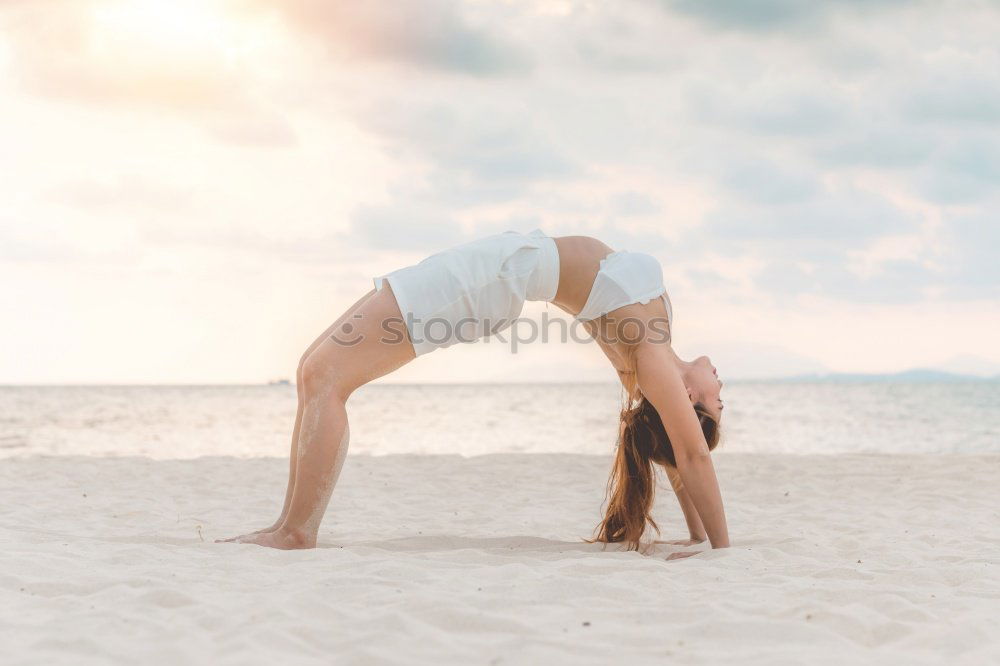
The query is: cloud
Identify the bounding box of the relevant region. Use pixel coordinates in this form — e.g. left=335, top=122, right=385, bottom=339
left=711, top=341, right=829, bottom=379
left=0, top=213, right=140, bottom=265
left=0, top=0, right=297, bottom=148
left=250, top=0, right=531, bottom=76
left=753, top=254, right=936, bottom=303
left=349, top=206, right=553, bottom=255
left=5, top=0, right=998, bottom=311
left=2, top=2, right=233, bottom=109
left=207, top=113, right=298, bottom=148
left=941, top=213, right=1000, bottom=297
left=813, top=127, right=935, bottom=168
left=564, top=5, right=687, bottom=74
left=350, top=204, right=465, bottom=252
left=717, top=159, right=819, bottom=205
left=902, top=72, right=1000, bottom=126
left=912, top=137, right=1000, bottom=204
left=693, top=190, right=999, bottom=303
left=704, top=183, right=919, bottom=242
left=329, top=0, right=998, bottom=310
left=659, top=0, right=910, bottom=32
left=343, top=100, right=580, bottom=219
left=138, top=222, right=368, bottom=266
left=361, top=102, right=577, bottom=188
left=608, top=191, right=662, bottom=217
left=685, top=80, right=848, bottom=136
left=44, top=176, right=197, bottom=213
left=683, top=183, right=941, bottom=302
left=0, top=227, right=134, bottom=264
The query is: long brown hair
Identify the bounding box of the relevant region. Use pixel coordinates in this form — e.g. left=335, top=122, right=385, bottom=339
left=591, top=358, right=721, bottom=551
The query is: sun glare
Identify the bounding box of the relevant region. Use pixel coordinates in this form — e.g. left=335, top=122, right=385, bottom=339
left=91, top=0, right=260, bottom=62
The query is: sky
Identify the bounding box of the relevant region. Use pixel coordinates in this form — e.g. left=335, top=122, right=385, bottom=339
left=1, top=0, right=998, bottom=384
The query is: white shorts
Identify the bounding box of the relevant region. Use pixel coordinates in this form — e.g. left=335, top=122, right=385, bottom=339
left=373, top=229, right=559, bottom=356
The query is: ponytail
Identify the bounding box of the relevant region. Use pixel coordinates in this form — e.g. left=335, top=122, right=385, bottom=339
left=591, top=395, right=666, bottom=550
left=591, top=348, right=721, bottom=551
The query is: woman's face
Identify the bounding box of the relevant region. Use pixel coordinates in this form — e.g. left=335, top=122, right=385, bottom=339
left=686, top=355, right=724, bottom=420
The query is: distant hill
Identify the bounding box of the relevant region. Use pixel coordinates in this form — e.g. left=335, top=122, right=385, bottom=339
left=774, top=368, right=1000, bottom=383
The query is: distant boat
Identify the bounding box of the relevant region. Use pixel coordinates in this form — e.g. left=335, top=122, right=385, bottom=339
left=267, top=379, right=292, bottom=386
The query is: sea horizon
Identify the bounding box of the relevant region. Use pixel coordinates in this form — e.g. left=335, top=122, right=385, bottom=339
left=5, top=368, right=1000, bottom=388
left=3, top=381, right=998, bottom=459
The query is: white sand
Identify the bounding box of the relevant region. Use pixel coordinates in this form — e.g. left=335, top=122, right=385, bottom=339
left=2, top=453, right=998, bottom=665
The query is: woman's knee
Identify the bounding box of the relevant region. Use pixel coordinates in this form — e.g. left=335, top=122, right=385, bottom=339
left=300, top=349, right=354, bottom=401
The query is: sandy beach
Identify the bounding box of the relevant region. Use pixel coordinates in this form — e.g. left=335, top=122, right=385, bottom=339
left=2, top=452, right=997, bottom=665
left=5, top=0, right=1000, bottom=663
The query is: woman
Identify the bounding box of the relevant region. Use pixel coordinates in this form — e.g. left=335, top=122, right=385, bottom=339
left=219, top=229, right=728, bottom=552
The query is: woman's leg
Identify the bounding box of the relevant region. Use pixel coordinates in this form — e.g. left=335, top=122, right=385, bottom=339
left=218, top=290, right=379, bottom=543
left=232, top=284, right=415, bottom=549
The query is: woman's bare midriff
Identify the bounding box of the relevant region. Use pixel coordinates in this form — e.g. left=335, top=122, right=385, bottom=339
left=550, top=235, right=672, bottom=376
left=550, top=235, right=613, bottom=316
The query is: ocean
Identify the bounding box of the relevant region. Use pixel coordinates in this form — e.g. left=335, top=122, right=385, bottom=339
left=1, top=382, right=997, bottom=459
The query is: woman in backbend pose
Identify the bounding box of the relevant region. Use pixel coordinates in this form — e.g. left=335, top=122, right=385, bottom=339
left=220, top=230, right=728, bottom=552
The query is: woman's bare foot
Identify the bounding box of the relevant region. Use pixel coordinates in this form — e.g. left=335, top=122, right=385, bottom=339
left=231, top=526, right=315, bottom=550
left=654, top=537, right=706, bottom=547
left=667, top=551, right=700, bottom=561
left=215, top=521, right=283, bottom=543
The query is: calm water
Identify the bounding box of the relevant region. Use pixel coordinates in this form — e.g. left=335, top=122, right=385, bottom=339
left=0, top=382, right=998, bottom=459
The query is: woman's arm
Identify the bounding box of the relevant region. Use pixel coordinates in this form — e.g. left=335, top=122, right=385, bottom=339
left=635, top=343, right=730, bottom=548
left=665, top=465, right=708, bottom=543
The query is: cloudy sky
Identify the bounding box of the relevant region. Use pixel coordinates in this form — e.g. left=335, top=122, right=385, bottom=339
left=1, top=0, right=998, bottom=384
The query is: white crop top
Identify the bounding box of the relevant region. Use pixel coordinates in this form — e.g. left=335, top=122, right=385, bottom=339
left=575, top=250, right=674, bottom=329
